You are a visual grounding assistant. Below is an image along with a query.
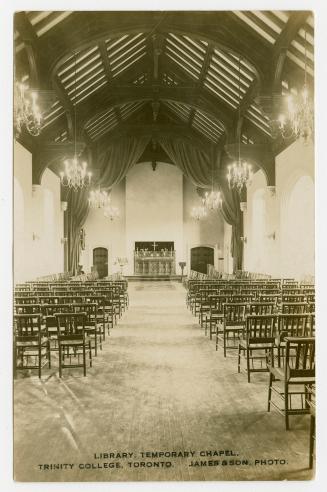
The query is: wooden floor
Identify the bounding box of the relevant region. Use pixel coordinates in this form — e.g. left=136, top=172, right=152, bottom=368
left=14, top=281, right=313, bottom=482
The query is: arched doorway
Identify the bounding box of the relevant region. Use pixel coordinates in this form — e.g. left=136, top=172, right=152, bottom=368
left=190, top=246, right=214, bottom=274
left=93, top=247, right=108, bottom=278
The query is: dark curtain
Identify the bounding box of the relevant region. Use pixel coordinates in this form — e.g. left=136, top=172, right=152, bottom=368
left=158, top=137, right=243, bottom=272
left=67, top=187, right=90, bottom=274
left=67, top=136, right=150, bottom=272
left=219, top=182, right=243, bottom=272
left=97, top=136, right=151, bottom=188
left=158, top=137, right=212, bottom=187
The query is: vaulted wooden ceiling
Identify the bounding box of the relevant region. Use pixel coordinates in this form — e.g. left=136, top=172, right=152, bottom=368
left=14, top=10, right=314, bottom=172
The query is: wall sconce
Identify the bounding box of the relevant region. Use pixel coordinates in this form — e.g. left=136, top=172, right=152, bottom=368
left=267, top=186, right=276, bottom=198
left=240, top=202, right=247, bottom=213
left=240, top=236, right=247, bottom=244
left=32, top=233, right=40, bottom=241
left=267, top=232, right=276, bottom=240
left=61, top=237, right=68, bottom=244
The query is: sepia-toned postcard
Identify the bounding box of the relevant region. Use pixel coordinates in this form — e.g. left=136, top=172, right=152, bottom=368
left=5, top=1, right=327, bottom=491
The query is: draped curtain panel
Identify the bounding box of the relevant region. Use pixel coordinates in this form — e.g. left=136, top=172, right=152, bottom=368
left=158, top=137, right=212, bottom=187
left=67, top=136, right=150, bottom=273
left=97, top=136, right=151, bottom=188
left=158, top=137, right=243, bottom=271
left=67, top=187, right=90, bottom=274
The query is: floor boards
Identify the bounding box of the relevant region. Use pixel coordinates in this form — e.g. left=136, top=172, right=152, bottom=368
left=14, top=281, right=313, bottom=481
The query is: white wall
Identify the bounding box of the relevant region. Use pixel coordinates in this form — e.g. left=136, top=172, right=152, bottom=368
left=81, top=180, right=126, bottom=275
left=81, top=162, right=226, bottom=276
left=125, top=162, right=183, bottom=275
left=14, top=141, right=64, bottom=283
left=244, top=140, right=314, bottom=279
left=183, top=177, right=225, bottom=273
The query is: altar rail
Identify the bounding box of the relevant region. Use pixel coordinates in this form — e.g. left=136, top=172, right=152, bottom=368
left=134, top=251, right=176, bottom=275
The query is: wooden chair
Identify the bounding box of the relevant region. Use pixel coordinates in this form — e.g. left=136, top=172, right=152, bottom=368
left=221, top=303, right=247, bottom=357
left=55, top=312, right=92, bottom=377
left=238, top=314, right=277, bottom=382
left=275, top=313, right=313, bottom=365
left=41, top=303, right=72, bottom=350
left=83, top=295, right=107, bottom=341
left=14, top=314, right=51, bottom=379
left=71, top=303, right=100, bottom=355
left=267, top=337, right=315, bottom=429
left=97, top=289, right=116, bottom=332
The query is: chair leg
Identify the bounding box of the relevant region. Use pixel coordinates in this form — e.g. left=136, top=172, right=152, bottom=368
left=223, top=329, right=227, bottom=357
left=285, top=382, right=290, bottom=430
left=58, top=345, right=62, bottom=378
left=83, top=343, right=86, bottom=377
left=48, top=340, right=51, bottom=369
left=237, top=344, right=241, bottom=373
left=38, top=346, right=42, bottom=379
left=89, top=341, right=92, bottom=367
left=215, top=328, right=218, bottom=351
left=267, top=372, right=273, bottom=411
left=309, top=414, right=315, bottom=469
left=247, top=348, right=251, bottom=383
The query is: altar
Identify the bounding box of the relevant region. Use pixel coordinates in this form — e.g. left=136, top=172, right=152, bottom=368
left=134, top=241, right=176, bottom=276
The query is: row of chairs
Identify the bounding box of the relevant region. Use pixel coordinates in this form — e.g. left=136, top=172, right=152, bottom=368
left=14, top=279, right=129, bottom=378
left=185, top=276, right=316, bottom=466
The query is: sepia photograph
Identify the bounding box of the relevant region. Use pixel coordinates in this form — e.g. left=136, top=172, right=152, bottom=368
left=7, top=2, right=323, bottom=487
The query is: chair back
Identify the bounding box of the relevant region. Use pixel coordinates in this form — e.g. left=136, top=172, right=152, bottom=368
left=14, top=304, right=41, bottom=315
left=281, top=302, right=309, bottom=314
left=245, top=315, right=277, bottom=343
left=284, top=337, right=315, bottom=379
left=14, top=314, right=42, bottom=339
left=277, top=313, right=313, bottom=341
left=55, top=312, right=86, bottom=340
left=223, top=303, right=247, bottom=324
left=249, top=303, right=275, bottom=315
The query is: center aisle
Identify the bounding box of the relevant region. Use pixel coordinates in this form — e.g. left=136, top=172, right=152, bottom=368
left=14, top=281, right=311, bottom=481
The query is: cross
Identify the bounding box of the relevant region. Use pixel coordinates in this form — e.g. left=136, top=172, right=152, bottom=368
left=152, top=241, right=157, bottom=251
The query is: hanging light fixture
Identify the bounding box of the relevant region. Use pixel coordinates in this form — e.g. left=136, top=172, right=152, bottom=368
left=275, top=30, right=314, bottom=143
left=88, top=188, right=110, bottom=209
left=203, top=158, right=223, bottom=211
left=227, top=56, right=253, bottom=192
left=202, top=190, right=223, bottom=211
left=191, top=204, right=207, bottom=221
left=14, top=79, right=42, bottom=137
left=104, top=204, right=120, bottom=221
left=60, top=52, right=92, bottom=190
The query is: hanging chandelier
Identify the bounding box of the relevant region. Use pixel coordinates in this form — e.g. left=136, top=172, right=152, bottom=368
left=227, top=56, right=253, bottom=192
left=227, top=161, right=253, bottom=192
left=14, top=80, right=42, bottom=137
left=88, top=188, right=110, bottom=209
left=104, top=204, right=119, bottom=221
left=203, top=158, right=222, bottom=211
left=60, top=51, right=92, bottom=191
left=274, top=30, right=313, bottom=143
left=60, top=157, right=92, bottom=190
left=191, top=205, right=207, bottom=221
left=202, top=190, right=222, bottom=211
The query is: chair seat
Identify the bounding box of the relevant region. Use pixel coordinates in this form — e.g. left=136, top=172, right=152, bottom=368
left=239, top=339, right=274, bottom=349
left=60, top=339, right=84, bottom=346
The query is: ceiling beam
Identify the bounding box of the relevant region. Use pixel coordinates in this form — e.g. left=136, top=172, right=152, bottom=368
left=272, top=11, right=311, bottom=91
left=79, top=83, right=233, bottom=132
left=94, top=122, right=211, bottom=155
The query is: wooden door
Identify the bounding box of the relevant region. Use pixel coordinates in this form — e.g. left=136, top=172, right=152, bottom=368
left=191, top=247, right=214, bottom=274
left=93, top=248, right=108, bottom=278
